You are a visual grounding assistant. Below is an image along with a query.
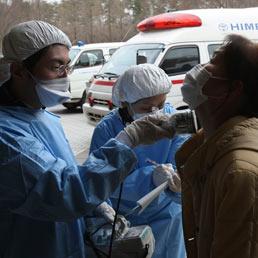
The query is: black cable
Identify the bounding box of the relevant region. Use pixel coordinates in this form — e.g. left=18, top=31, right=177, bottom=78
left=84, top=182, right=125, bottom=257
left=108, top=182, right=124, bottom=258
left=84, top=235, right=108, bottom=258
left=84, top=221, right=110, bottom=257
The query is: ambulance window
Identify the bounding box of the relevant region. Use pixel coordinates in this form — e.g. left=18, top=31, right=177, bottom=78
left=100, top=43, right=164, bottom=75
left=208, top=44, right=221, bottom=59
left=75, top=50, right=104, bottom=68
left=160, top=46, right=199, bottom=76
left=137, top=48, right=162, bottom=64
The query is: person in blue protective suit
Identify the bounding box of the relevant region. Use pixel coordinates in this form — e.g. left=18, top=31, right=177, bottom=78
left=0, top=21, right=176, bottom=258
left=90, top=64, right=190, bottom=258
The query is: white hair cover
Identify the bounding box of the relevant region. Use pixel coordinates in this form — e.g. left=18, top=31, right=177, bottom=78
left=112, top=64, right=172, bottom=107
left=2, top=20, right=71, bottom=63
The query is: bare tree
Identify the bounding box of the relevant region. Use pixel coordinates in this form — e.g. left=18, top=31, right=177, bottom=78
left=0, top=0, right=257, bottom=49
left=0, top=0, right=28, bottom=51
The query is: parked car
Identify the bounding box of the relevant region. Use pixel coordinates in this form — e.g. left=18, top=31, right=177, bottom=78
left=63, top=42, right=124, bottom=110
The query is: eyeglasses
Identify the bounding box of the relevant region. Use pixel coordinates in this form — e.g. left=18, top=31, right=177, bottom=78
left=52, top=64, right=73, bottom=76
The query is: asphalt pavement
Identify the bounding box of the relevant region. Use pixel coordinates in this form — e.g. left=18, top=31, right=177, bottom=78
left=75, top=149, right=89, bottom=164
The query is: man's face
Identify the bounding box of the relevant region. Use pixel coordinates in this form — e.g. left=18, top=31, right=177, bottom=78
left=11, top=44, right=71, bottom=108
left=201, top=65, right=228, bottom=104
left=194, top=56, right=231, bottom=127
left=31, top=44, right=71, bottom=80
left=195, top=55, right=243, bottom=132
left=202, top=59, right=229, bottom=101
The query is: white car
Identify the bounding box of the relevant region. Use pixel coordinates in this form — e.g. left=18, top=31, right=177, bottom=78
left=63, top=42, right=124, bottom=110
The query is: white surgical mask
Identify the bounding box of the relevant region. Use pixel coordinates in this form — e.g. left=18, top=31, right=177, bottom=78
left=31, top=75, right=71, bottom=107
left=132, top=112, right=150, bottom=120
left=181, top=64, right=210, bottom=110
left=130, top=105, right=161, bottom=120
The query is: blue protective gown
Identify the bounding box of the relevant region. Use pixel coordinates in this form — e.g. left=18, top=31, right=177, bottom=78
left=0, top=106, right=136, bottom=258
left=89, top=105, right=190, bottom=258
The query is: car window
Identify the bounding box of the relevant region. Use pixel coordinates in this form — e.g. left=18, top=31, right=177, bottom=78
left=87, top=50, right=104, bottom=65
left=75, top=49, right=104, bottom=68
left=160, top=46, right=200, bottom=76
left=208, top=44, right=222, bottom=59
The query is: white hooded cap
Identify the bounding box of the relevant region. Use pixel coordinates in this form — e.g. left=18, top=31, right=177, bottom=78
left=112, top=64, right=172, bottom=107
left=1, top=20, right=71, bottom=63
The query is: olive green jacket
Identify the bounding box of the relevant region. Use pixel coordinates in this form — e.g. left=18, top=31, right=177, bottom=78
left=176, top=116, right=258, bottom=258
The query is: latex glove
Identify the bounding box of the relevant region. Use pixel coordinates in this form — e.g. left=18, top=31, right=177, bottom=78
left=123, top=113, right=175, bottom=147
left=94, top=202, right=116, bottom=223
left=152, top=164, right=181, bottom=193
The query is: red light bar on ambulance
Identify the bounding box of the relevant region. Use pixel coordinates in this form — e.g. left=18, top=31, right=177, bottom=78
left=137, top=13, right=202, bottom=32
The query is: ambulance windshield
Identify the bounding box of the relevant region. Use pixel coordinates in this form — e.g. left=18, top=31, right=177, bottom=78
left=100, top=43, right=164, bottom=75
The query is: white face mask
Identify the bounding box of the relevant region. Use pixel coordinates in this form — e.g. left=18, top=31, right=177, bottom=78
left=31, top=75, right=71, bottom=107
left=129, top=104, right=161, bottom=120
left=181, top=64, right=210, bottom=110
left=132, top=112, right=151, bottom=120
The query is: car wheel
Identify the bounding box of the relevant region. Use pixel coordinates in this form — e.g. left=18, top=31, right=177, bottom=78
left=62, top=102, right=78, bottom=110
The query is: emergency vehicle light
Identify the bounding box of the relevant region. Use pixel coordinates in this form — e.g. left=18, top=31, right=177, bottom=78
left=137, top=13, right=202, bottom=32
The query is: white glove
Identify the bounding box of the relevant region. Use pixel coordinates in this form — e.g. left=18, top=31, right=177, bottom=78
left=123, top=113, right=175, bottom=147
left=94, top=202, right=116, bottom=223
left=152, top=164, right=181, bottom=193
left=116, top=130, right=134, bottom=148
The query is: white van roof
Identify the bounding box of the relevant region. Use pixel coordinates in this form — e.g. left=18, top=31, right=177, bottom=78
left=71, top=42, right=124, bottom=50
left=127, top=8, right=258, bottom=45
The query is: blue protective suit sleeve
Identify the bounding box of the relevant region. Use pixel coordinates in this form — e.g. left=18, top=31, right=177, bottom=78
left=0, top=129, right=136, bottom=222
left=89, top=117, right=120, bottom=154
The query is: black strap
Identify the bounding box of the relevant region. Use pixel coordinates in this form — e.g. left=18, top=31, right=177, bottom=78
left=0, top=81, right=24, bottom=107
left=118, top=107, right=133, bottom=126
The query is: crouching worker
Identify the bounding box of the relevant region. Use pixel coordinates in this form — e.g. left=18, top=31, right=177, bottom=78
left=89, top=64, right=190, bottom=258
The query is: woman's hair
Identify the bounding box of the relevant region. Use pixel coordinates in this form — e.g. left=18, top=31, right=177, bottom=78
left=212, top=34, right=258, bottom=116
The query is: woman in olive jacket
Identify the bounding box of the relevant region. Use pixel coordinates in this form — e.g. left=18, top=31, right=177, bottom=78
left=176, top=34, right=258, bottom=258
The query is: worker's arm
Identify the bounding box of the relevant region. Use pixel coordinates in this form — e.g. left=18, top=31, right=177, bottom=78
left=0, top=133, right=136, bottom=221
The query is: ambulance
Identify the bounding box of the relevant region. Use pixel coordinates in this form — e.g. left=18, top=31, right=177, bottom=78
left=83, top=7, right=258, bottom=121
left=63, top=42, right=123, bottom=110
